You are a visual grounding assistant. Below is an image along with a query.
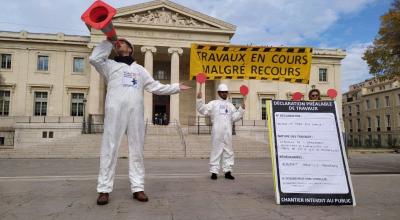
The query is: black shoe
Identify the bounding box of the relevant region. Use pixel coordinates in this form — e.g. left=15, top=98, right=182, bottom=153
left=97, top=193, right=109, bottom=205
left=133, top=191, right=149, bottom=202
left=211, top=173, right=218, bottom=180
left=225, top=171, right=235, bottom=180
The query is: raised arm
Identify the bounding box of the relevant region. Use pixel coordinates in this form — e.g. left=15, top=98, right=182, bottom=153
left=196, top=99, right=213, bottom=116
left=141, top=66, right=180, bottom=95
left=89, top=40, right=116, bottom=80
left=231, top=104, right=244, bottom=122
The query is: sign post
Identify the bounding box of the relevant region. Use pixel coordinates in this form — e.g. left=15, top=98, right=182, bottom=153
left=267, top=100, right=355, bottom=206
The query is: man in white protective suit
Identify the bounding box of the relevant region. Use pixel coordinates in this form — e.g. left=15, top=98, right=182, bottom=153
left=89, top=38, right=190, bottom=205
left=196, top=84, right=245, bottom=180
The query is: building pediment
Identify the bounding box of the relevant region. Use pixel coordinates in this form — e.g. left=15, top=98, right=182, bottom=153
left=114, top=0, right=236, bottom=33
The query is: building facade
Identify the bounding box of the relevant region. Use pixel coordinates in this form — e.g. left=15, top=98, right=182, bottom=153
left=342, top=77, right=400, bottom=147
left=0, top=0, right=346, bottom=148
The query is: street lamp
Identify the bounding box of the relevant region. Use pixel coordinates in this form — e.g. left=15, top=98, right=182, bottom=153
left=82, top=98, right=87, bottom=134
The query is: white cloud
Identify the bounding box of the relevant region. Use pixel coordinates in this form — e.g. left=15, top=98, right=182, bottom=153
left=172, top=0, right=377, bottom=46
left=341, top=43, right=372, bottom=92
left=0, top=0, right=377, bottom=93
left=0, top=0, right=378, bottom=42
left=0, top=0, right=378, bottom=45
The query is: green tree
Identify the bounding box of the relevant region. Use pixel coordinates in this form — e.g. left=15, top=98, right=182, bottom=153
left=363, top=0, right=400, bottom=77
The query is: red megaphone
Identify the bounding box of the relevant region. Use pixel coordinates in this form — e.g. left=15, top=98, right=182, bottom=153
left=81, top=0, right=117, bottom=41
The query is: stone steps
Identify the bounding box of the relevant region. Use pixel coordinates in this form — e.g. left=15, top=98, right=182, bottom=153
left=0, top=125, right=270, bottom=158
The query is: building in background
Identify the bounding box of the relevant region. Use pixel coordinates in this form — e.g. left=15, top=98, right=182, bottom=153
left=342, top=77, right=400, bottom=147
left=0, top=0, right=345, bottom=149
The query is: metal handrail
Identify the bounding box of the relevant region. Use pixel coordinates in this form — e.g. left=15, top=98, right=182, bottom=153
left=10, top=116, right=83, bottom=123
left=145, top=118, right=148, bottom=135
left=174, top=119, right=187, bottom=157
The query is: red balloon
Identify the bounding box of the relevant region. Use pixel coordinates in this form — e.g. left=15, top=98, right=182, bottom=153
left=240, top=85, right=249, bottom=96
left=292, top=92, right=303, bottom=101
left=196, top=73, right=207, bottom=84
left=327, top=89, right=338, bottom=98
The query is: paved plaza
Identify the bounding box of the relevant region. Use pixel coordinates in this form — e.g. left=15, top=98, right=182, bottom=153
left=1, top=153, right=400, bottom=220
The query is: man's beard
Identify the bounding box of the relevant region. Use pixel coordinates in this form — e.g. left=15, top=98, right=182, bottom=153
left=114, top=56, right=134, bottom=65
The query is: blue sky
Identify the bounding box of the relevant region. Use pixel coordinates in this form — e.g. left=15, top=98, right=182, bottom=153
left=305, top=0, right=391, bottom=47
left=0, top=0, right=393, bottom=91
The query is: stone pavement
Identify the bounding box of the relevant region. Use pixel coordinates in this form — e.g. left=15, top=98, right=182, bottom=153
left=1, top=153, right=400, bottom=220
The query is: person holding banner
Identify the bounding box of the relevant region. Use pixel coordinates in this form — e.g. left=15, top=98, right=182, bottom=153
left=308, top=88, right=321, bottom=101
left=90, top=38, right=190, bottom=205
left=196, top=84, right=245, bottom=180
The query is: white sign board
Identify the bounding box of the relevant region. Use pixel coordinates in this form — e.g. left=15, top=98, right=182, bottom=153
left=268, top=100, right=355, bottom=206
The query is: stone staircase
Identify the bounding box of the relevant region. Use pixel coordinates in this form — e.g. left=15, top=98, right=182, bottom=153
left=0, top=125, right=185, bottom=158
left=184, top=133, right=270, bottom=158
left=0, top=125, right=270, bottom=159
left=0, top=133, right=102, bottom=158
left=133, top=125, right=185, bottom=158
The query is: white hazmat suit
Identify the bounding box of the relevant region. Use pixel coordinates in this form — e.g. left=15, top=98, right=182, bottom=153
left=89, top=40, right=180, bottom=193
left=196, top=86, right=244, bottom=174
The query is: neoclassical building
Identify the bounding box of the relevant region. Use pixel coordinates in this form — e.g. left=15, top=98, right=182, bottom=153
left=342, top=77, right=400, bottom=147
left=0, top=0, right=345, bottom=147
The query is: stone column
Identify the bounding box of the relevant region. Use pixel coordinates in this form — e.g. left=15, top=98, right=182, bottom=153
left=168, top=47, right=183, bottom=124
left=141, top=46, right=157, bottom=124
left=88, top=67, right=101, bottom=115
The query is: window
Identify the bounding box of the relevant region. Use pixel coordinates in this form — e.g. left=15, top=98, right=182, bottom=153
left=37, top=55, right=49, bottom=71
left=231, top=97, right=243, bottom=109
left=356, top=105, right=360, bottom=113
left=366, top=99, right=370, bottom=110
left=377, top=134, right=382, bottom=145
left=385, top=96, right=390, bottom=107
left=388, top=134, right=393, bottom=144
left=348, top=106, right=351, bottom=113
left=73, top=57, right=84, bottom=73
left=0, top=90, right=10, bottom=116
left=319, top=68, right=327, bottom=82
left=261, top=98, right=270, bottom=120
left=42, top=131, right=53, bottom=138
left=0, top=137, right=4, bottom=145
left=154, top=62, right=170, bottom=80
left=154, top=70, right=169, bottom=80
left=376, top=116, right=380, bottom=128
left=386, top=115, right=391, bottom=127
left=34, top=92, right=48, bottom=116
left=349, top=119, right=352, bottom=130
left=398, top=94, right=400, bottom=105
left=357, top=119, right=360, bottom=130
left=1, top=54, right=11, bottom=69
left=367, top=117, right=371, bottom=128
left=375, top=98, right=379, bottom=109
left=71, top=93, right=84, bottom=116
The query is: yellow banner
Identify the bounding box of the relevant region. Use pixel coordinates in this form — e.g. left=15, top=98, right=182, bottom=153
left=190, top=44, right=312, bottom=84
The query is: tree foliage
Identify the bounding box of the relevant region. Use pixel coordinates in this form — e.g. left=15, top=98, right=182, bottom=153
left=363, top=0, right=400, bottom=77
